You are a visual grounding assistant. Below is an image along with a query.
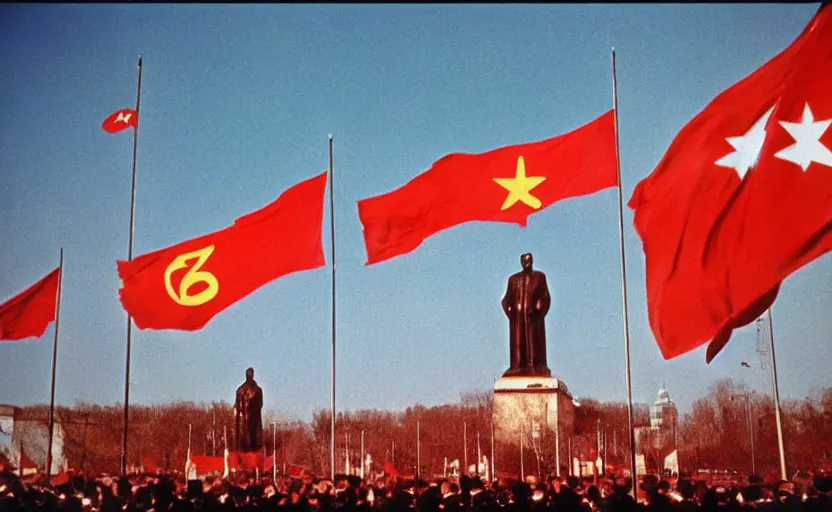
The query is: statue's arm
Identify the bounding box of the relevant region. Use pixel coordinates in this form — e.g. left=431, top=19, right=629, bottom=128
left=538, top=275, right=551, bottom=316
left=234, top=389, right=243, bottom=419
left=501, top=280, right=512, bottom=316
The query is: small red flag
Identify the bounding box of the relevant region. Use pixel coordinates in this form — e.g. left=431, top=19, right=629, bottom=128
left=357, top=110, right=617, bottom=265
left=140, top=454, right=158, bottom=474
left=703, top=4, right=832, bottom=361
left=102, top=108, right=137, bottom=133
left=117, top=172, right=326, bottom=331
left=189, top=455, right=225, bottom=474
left=627, top=8, right=817, bottom=360
left=0, top=267, right=60, bottom=341
left=383, top=461, right=399, bottom=477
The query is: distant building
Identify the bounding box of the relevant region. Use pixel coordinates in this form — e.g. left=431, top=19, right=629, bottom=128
left=0, top=404, right=66, bottom=475
left=650, top=387, right=678, bottom=430
left=635, top=387, right=678, bottom=453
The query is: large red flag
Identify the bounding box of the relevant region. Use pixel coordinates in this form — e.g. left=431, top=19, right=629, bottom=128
left=117, top=172, right=327, bottom=331
left=703, top=4, right=832, bottom=361
left=357, top=110, right=617, bottom=265
left=627, top=9, right=820, bottom=360
left=102, top=108, right=138, bottom=134
left=0, top=267, right=60, bottom=341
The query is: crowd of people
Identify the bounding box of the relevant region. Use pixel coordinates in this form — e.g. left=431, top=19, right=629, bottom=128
left=1, top=468, right=831, bottom=511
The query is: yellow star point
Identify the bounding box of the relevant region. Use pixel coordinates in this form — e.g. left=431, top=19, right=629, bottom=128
left=493, top=156, right=547, bottom=211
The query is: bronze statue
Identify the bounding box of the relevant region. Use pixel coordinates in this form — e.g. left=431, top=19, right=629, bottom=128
left=234, top=367, right=263, bottom=452
left=501, top=253, right=552, bottom=377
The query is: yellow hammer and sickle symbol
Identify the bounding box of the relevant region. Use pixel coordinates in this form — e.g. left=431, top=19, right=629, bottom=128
left=163, top=245, right=220, bottom=307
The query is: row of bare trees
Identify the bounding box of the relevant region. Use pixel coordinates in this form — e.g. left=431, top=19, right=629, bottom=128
left=7, top=379, right=831, bottom=478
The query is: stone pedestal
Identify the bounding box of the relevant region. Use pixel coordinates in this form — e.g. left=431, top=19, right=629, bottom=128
left=492, top=375, right=576, bottom=472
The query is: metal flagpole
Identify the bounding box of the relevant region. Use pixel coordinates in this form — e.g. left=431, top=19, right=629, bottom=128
left=766, top=309, right=788, bottom=480
left=555, top=424, right=560, bottom=477
left=45, top=248, right=64, bottom=481
left=611, top=48, right=639, bottom=496
left=568, top=436, right=573, bottom=477
left=519, top=426, right=524, bottom=481
left=463, top=421, right=468, bottom=475
left=476, top=431, right=481, bottom=477
left=273, top=422, right=277, bottom=482
left=186, top=423, right=192, bottom=477
left=121, top=54, right=143, bottom=476
left=416, top=420, right=421, bottom=478
left=328, top=134, right=337, bottom=482
left=360, top=430, right=365, bottom=480
left=490, top=420, right=495, bottom=481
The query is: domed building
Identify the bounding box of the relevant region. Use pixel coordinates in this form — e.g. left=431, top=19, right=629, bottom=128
left=650, top=387, right=678, bottom=430
left=634, top=387, right=679, bottom=475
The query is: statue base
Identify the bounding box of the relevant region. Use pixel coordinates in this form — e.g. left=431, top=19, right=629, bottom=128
left=492, top=375, right=576, bottom=472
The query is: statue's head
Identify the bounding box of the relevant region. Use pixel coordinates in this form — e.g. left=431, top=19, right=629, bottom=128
left=521, top=253, right=533, bottom=270
left=246, top=367, right=254, bottom=381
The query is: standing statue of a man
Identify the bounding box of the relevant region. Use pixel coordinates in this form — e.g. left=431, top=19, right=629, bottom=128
left=501, top=253, right=552, bottom=377
left=234, top=367, right=263, bottom=452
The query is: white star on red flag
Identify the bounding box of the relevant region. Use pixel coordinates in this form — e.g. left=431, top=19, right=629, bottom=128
left=774, top=102, right=832, bottom=171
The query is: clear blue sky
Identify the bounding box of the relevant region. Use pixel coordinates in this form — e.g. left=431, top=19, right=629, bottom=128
left=1, top=4, right=829, bottom=422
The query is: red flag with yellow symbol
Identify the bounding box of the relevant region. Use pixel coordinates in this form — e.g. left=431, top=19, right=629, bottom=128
left=117, top=172, right=327, bottom=331
left=356, top=110, right=617, bottom=265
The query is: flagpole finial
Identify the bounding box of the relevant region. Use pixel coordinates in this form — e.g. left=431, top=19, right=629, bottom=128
left=138, top=55, right=143, bottom=66
left=328, top=134, right=333, bottom=141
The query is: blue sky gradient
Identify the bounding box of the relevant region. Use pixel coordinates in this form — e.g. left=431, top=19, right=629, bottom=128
left=1, top=4, right=829, bottom=421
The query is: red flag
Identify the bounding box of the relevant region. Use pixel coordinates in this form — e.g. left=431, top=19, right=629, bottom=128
left=627, top=10, right=818, bottom=360
left=140, top=454, right=158, bottom=474
left=357, top=110, right=617, bottom=265
left=383, top=461, right=399, bottom=477
left=102, top=108, right=138, bottom=133
left=703, top=4, right=832, bottom=361
left=117, top=172, right=326, bottom=331
left=189, top=455, right=225, bottom=474
left=0, top=267, right=60, bottom=341
left=49, top=470, right=70, bottom=487
left=228, top=452, right=262, bottom=471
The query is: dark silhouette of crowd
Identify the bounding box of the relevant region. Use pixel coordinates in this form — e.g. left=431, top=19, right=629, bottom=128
left=2, top=469, right=831, bottom=512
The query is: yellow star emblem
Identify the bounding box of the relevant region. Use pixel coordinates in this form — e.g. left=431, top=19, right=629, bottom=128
left=493, top=156, right=547, bottom=210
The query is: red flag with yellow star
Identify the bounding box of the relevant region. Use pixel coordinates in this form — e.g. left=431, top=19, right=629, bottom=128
left=356, top=110, right=616, bottom=265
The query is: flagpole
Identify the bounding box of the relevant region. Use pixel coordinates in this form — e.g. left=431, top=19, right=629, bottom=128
left=767, top=309, right=788, bottom=480
left=328, top=134, right=336, bottom=482
left=272, top=422, right=277, bottom=482
left=416, top=420, right=421, bottom=478
left=611, top=48, right=638, bottom=496
left=45, top=248, right=64, bottom=482
left=121, top=54, right=143, bottom=477
left=490, top=420, right=495, bottom=481
left=186, top=423, right=192, bottom=477
left=463, top=421, right=467, bottom=476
